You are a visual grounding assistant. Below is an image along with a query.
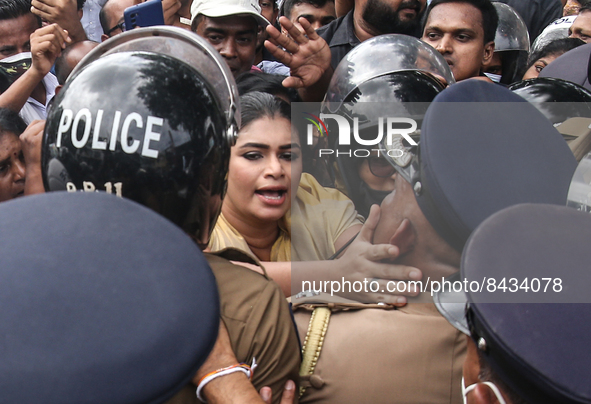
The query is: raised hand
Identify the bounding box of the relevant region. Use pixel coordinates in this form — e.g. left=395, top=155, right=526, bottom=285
left=264, top=16, right=330, bottom=88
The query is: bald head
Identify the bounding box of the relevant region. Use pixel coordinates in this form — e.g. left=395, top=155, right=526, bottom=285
left=55, top=41, right=99, bottom=85
left=100, top=0, right=135, bottom=41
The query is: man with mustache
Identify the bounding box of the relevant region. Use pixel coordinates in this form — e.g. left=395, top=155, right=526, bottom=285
left=421, top=0, right=497, bottom=81
left=316, top=0, right=426, bottom=69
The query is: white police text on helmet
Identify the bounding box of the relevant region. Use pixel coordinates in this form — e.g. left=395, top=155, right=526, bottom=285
left=56, top=109, right=163, bottom=159
left=308, top=114, right=418, bottom=157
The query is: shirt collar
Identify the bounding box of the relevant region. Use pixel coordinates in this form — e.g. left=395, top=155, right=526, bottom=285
left=330, top=10, right=360, bottom=48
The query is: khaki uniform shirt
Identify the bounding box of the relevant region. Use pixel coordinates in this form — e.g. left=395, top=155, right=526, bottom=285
left=207, top=250, right=301, bottom=404
left=294, top=293, right=466, bottom=404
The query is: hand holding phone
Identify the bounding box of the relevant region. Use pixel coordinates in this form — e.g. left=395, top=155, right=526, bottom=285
left=124, top=0, right=165, bottom=30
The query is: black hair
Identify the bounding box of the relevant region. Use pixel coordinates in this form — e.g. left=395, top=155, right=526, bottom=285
left=421, top=0, right=498, bottom=44
left=236, top=72, right=301, bottom=102
left=240, top=91, right=291, bottom=129
left=0, top=108, right=27, bottom=138
left=526, top=37, right=585, bottom=70
left=0, top=0, right=34, bottom=21
left=580, top=3, right=591, bottom=12
left=239, top=91, right=305, bottom=162
left=279, top=0, right=334, bottom=19
left=77, top=0, right=86, bottom=10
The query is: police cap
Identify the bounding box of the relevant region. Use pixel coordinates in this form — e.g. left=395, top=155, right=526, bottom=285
left=414, top=80, right=577, bottom=252
left=465, top=204, right=591, bottom=404
left=0, top=192, right=219, bottom=404
left=539, top=42, right=591, bottom=91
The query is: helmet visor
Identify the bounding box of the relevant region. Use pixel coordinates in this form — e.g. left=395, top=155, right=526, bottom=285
left=380, top=130, right=420, bottom=184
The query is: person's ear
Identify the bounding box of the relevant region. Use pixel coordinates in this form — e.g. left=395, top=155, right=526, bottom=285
left=464, top=337, right=481, bottom=386
left=467, top=384, right=499, bottom=404
left=464, top=337, right=501, bottom=404
left=389, top=218, right=415, bottom=255
left=55, top=84, right=63, bottom=95
left=101, top=33, right=109, bottom=42
left=78, top=9, right=84, bottom=20
left=482, top=41, right=495, bottom=65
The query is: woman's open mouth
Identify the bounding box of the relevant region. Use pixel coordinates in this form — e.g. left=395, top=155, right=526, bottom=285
left=255, top=188, right=287, bottom=205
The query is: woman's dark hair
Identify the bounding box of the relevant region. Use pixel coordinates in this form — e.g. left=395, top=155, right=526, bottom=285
left=0, top=108, right=27, bottom=138
left=240, top=91, right=292, bottom=129
left=239, top=92, right=306, bottom=159
left=526, top=37, right=586, bottom=68
left=236, top=72, right=301, bottom=103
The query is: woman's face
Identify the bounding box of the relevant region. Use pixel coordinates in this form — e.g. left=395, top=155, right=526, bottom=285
left=224, top=115, right=302, bottom=225
left=0, top=132, right=25, bottom=203
left=522, top=54, right=560, bottom=80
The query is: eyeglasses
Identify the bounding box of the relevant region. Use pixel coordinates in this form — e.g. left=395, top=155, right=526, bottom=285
left=105, top=19, right=126, bottom=36
left=368, top=156, right=396, bottom=178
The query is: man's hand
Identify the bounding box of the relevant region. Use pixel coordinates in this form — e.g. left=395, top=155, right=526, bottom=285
left=260, top=381, right=296, bottom=404
left=264, top=16, right=330, bottom=88
left=20, top=120, right=46, bottom=196
left=30, top=24, right=71, bottom=79
left=133, top=0, right=181, bottom=26
left=160, top=0, right=182, bottom=26
left=0, top=26, right=69, bottom=113
left=31, top=0, right=87, bottom=43
left=334, top=205, right=422, bottom=305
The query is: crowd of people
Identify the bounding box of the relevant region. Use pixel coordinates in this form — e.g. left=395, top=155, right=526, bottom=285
left=0, top=0, right=590, bottom=402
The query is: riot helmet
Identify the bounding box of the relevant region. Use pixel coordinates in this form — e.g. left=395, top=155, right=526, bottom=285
left=323, top=34, right=454, bottom=114
left=510, top=77, right=591, bottom=160
left=531, top=16, right=577, bottom=55
left=486, top=3, right=529, bottom=84
left=320, top=35, right=452, bottom=217
left=42, top=26, right=239, bottom=249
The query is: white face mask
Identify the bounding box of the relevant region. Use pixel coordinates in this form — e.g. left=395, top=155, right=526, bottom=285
left=462, top=377, right=507, bottom=404
left=483, top=72, right=502, bottom=83
left=1, top=52, right=32, bottom=64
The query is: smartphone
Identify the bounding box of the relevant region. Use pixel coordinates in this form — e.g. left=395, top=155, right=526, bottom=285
left=123, top=0, right=165, bottom=30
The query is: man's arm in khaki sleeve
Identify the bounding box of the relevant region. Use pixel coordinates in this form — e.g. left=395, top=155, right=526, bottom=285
left=236, top=280, right=301, bottom=404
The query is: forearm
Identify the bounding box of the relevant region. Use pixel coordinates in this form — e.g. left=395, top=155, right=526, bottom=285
left=64, top=20, right=87, bottom=43
left=24, top=165, right=45, bottom=195
left=0, top=69, right=45, bottom=112
left=201, top=373, right=266, bottom=404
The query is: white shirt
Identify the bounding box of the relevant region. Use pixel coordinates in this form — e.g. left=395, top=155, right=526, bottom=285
left=81, top=0, right=109, bottom=42
left=20, top=73, right=59, bottom=124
